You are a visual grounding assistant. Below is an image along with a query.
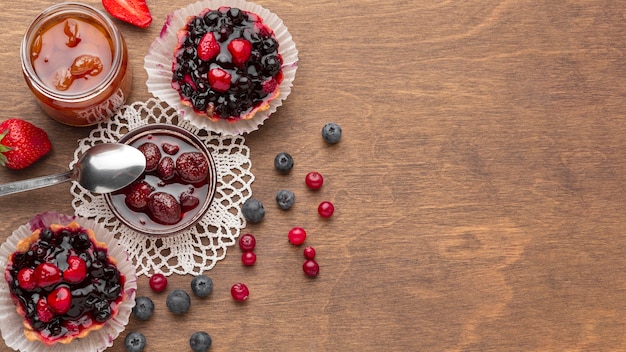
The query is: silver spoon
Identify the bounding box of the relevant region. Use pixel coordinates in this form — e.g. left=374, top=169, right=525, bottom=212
left=0, top=143, right=146, bottom=197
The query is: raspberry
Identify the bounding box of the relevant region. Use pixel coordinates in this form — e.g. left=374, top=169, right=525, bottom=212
left=147, top=192, right=182, bottom=225
left=318, top=201, right=335, bottom=218
left=176, top=152, right=209, bottom=184
left=238, top=233, right=256, bottom=251
left=288, top=227, right=307, bottom=246
left=149, top=273, right=168, bottom=293
left=241, top=251, right=256, bottom=266
left=36, top=297, right=55, bottom=323
left=63, top=255, right=87, bottom=284
left=34, top=262, right=62, bottom=288
left=305, top=171, right=324, bottom=190
left=197, top=32, right=220, bottom=61
left=231, top=283, right=249, bottom=302
left=137, top=142, right=161, bottom=172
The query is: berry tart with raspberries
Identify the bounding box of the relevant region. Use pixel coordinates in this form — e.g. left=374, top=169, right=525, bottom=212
left=145, top=0, right=298, bottom=134
left=0, top=214, right=136, bottom=350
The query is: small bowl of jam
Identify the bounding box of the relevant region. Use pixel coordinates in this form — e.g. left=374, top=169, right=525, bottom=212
left=104, top=124, right=217, bottom=236
left=20, top=2, right=132, bottom=126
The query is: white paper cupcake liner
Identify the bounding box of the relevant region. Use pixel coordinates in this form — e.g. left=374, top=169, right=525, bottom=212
left=144, top=0, right=298, bottom=135
left=0, top=212, right=137, bottom=352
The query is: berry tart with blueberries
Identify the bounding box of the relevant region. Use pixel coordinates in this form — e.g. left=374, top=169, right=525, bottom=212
left=145, top=0, right=298, bottom=134
left=0, top=215, right=136, bottom=349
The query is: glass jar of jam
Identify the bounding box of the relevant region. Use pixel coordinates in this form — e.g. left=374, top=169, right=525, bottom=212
left=20, top=2, right=132, bottom=126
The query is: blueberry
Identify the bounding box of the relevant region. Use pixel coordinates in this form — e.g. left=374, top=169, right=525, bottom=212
left=124, top=331, right=146, bottom=352
left=132, top=296, right=154, bottom=321
left=322, top=122, right=342, bottom=144
left=242, top=198, right=265, bottom=223
left=190, top=331, right=213, bottom=352
left=274, top=152, right=294, bottom=173
left=191, top=275, right=214, bottom=298
left=166, top=289, right=191, bottom=314
left=275, top=189, right=295, bottom=210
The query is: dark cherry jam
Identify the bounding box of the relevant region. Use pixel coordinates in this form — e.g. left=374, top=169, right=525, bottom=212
left=4, top=224, right=125, bottom=345
left=171, top=6, right=283, bottom=121
left=108, top=131, right=212, bottom=234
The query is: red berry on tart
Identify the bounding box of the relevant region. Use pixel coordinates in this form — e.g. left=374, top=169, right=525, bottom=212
left=171, top=6, right=283, bottom=122
left=4, top=222, right=126, bottom=346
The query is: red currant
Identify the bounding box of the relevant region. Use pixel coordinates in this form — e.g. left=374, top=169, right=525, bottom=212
left=318, top=201, right=335, bottom=218
left=231, top=283, right=249, bottom=301
left=305, top=171, right=324, bottom=190
left=149, top=273, right=168, bottom=293
left=288, top=227, right=307, bottom=245
left=238, top=233, right=256, bottom=251
left=241, top=251, right=257, bottom=266
left=303, top=259, right=320, bottom=277
left=303, top=246, right=316, bottom=260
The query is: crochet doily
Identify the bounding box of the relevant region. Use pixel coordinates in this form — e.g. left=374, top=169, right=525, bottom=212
left=69, top=98, right=254, bottom=276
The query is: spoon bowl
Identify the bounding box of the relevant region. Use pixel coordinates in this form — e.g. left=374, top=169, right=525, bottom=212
left=0, top=143, right=146, bottom=197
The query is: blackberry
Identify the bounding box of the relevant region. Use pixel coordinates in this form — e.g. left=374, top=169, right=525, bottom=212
left=191, top=275, right=214, bottom=298
left=322, top=122, right=342, bottom=144
left=242, top=198, right=265, bottom=223
left=132, top=296, right=154, bottom=321
left=166, top=289, right=191, bottom=314
left=276, top=189, right=295, bottom=210
left=274, top=152, right=294, bottom=173
left=125, top=331, right=147, bottom=352
left=190, top=331, right=213, bottom=352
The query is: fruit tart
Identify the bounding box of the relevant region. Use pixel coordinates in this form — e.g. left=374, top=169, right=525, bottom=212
left=145, top=0, right=298, bottom=135
left=3, top=221, right=127, bottom=346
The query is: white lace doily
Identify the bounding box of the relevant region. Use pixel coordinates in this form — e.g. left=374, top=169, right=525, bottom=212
left=69, top=98, right=254, bottom=277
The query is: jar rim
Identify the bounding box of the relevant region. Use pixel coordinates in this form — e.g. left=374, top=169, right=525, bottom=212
left=20, top=2, right=125, bottom=102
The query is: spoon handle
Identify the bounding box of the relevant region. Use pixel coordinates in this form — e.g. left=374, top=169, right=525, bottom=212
left=0, top=170, right=74, bottom=197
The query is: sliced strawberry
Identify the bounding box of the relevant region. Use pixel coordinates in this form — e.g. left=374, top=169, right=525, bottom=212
left=63, top=256, right=87, bottom=284
left=208, top=68, right=232, bottom=92
left=227, top=38, right=252, bottom=66
left=102, top=0, right=152, bottom=28
left=0, top=118, right=51, bottom=170
left=48, top=285, right=72, bottom=314
left=197, top=32, right=220, bottom=61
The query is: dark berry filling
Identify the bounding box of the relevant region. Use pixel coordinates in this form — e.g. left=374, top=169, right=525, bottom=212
left=171, top=6, right=283, bottom=120
left=5, top=226, right=125, bottom=344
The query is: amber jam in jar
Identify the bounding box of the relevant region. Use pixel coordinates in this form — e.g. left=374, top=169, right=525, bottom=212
left=20, top=3, right=132, bottom=126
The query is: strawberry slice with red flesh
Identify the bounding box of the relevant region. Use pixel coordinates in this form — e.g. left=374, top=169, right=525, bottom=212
left=198, top=32, right=220, bottom=61
left=102, top=0, right=152, bottom=28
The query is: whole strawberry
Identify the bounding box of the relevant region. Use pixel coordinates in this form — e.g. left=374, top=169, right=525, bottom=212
left=0, top=118, right=51, bottom=170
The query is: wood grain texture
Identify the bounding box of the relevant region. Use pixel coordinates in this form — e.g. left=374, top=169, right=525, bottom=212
left=1, top=0, right=626, bottom=351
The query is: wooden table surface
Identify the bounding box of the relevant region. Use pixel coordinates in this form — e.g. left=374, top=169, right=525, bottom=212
left=1, top=0, right=626, bottom=351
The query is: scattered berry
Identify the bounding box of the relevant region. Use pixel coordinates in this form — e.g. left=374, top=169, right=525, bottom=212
left=124, top=331, right=147, bottom=352
left=241, top=251, right=256, bottom=266
left=149, top=273, right=168, bottom=293
left=231, top=283, right=249, bottom=302
left=102, top=0, right=152, bottom=28
left=197, top=32, right=220, bottom=61
left=147, top=192, right=182, bottom=225
left=238, top=233, right=256, bottom=251
left=176, top=151, right=209, bottom=183
left=303, top=259, right=320, bottom=277
left=63, top=255, right=87, bottom=284
left=321, top=122, right=342, bottom=144
left=137, top=142, right=161, bottom=172
left=17, top=267, right=36, bottom=290
left=228, top=38, right=252, bottom=66
left=242, top=198, right=265, bottom=223
left=275, top=189, right=295, bottom=210
left=305, top=171, right=324, bottom=190
left=166, top=289, right=191, bottom=314
left=162, top=142, right=180, bottom=155
left=47, top=285, right=72, bottom=314
left=132, top=296, right=154, bottom=321
left=190, top=331, right=213, bottom=352
left=208, top=67, right=232, bottom=92
left=288, top=227, right=307, bottom=245
left=0, top=118, right=52, bottom=170
left=191, top=275, right=213, bottom=298
left=318, top=201, right=335, bottom=218
left=274, top=152, right=294, bottom=173
left=303, top=246, right=316, bottom=260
